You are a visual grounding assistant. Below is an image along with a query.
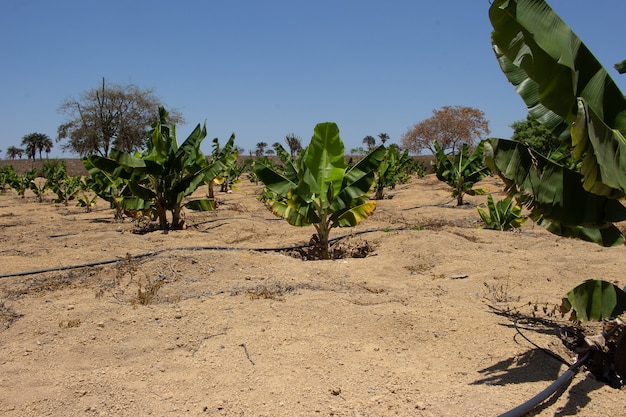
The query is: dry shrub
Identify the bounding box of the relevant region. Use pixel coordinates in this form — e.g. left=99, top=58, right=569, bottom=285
left=0, top=300, right=22, bottom=330
left=97, top=254, right=175, bottom=305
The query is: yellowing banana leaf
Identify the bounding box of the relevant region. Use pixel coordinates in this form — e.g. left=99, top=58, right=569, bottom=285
left=335, top=201, right=377, bottom=228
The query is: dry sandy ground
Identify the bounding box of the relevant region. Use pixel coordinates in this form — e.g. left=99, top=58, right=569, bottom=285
left=0, top=175, right=624, bottom=417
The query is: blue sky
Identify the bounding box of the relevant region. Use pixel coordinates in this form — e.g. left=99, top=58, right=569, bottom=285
left=1, top=0, right=625, bottom=158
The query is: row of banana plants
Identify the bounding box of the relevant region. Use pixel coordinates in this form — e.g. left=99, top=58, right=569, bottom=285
left=0, top=162, right=95, bottom=209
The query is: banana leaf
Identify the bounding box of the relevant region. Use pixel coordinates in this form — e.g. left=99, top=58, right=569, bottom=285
left=561, top=279, right=626, bottom=321
left=302, top=122, right=346, bottom=199
left=490, top=0, right=626, bottom=197
left=485, top=137, right=626, bottom=246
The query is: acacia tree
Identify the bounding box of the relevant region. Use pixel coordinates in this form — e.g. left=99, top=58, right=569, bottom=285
left=401, top=105, right=490, bottom=155
left=57, top=78, right=183, bottom=157
left=21, top=133, right=52, bottom=160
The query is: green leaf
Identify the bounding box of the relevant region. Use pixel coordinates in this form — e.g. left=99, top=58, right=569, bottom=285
left=490, top=0, right=626, bottom=135
left=485, top=137, right=626, bottom=246
left=302, top=122, right=346, bottom=198
left=185, top=198, right=217, bottom=211
left=562, top=279, right=626, bottom=321
left=571, top=99, right=626, bottom=198
left=490, top=0, right=626, bottom=194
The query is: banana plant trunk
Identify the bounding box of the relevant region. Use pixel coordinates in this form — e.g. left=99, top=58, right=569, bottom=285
left=314, top=212, right=332, bottom=260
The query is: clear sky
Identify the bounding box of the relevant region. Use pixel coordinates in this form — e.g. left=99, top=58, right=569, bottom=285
left=1, top=0, right=625, bottom=158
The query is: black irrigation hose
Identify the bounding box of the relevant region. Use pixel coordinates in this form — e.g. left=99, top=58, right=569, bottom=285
left=497, top=350, right=593, bottom=417
left=0, top=226, right=411, bottom=279
left=513, top=318, right=570, bottom=366
left=500, top=320, right=623, bottom=417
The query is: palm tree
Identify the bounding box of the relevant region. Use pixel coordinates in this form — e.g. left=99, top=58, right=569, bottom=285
left=285, top=134, right=302, bottom=157
left=42, top=136, right=53, bottom=159
left=378, top=133, right=390, bottom=145
left=362, top=136, right=376, bottom=150
left=21, top=132, right=52, bottom=160
left=5, top=146, right=23, bottom=160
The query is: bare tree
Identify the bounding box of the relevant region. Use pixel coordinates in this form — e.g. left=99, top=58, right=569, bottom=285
left=401, top=105, right=490, bottom=155
left=57, top=78, right=183, bottom=156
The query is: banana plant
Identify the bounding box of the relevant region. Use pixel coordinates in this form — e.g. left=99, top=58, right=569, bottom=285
left=433, top=140, right=490, bottom=205
left=7, top=168, right=36, bottom=198
left=50, top=176, right=82, bottom=206
left=254, top=122, right=385, bottom=259
left=374, top=144, right=412, bottom=200
left=477, top=194, right=526, bottom=231
left=207, top=136, right=239, bottom=200
left=88, top=107, right=235, bottom=230
left=76, top=178, right=98, bottom=212
left=487, top=0, right=626, bottom=321
left=28, top=177, right=47, bottom=203
left=82, top=156, right=132, bottom=220
left=0, top=165, right=12, bottom=192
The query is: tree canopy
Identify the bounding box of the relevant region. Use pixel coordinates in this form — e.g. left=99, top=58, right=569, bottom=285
left=57, top=78, right=183, bottom=157
left=401, top=105, right=490, bottom=155
left=510, top=114, right=562, bottom=156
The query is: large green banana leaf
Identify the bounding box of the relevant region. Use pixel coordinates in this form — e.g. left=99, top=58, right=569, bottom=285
left=301, top=122, right=346, bottom=200
left=490, top=0, right=626, bottom=197
left=485, top=138, right=626, bottom=246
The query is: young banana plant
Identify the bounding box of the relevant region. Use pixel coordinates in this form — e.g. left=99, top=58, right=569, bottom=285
left=433, top=140, right=490, bottom=205
left=254, top=122, right=385, bottom=259
left=374, top=144, right=412, bottom=200
left=477, top=194, right=526, bottom=231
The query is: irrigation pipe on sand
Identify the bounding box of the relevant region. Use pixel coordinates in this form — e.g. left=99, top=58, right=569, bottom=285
left=1, top=226, right=413, bottom=279
left=497, top=350, right=592, bottom=417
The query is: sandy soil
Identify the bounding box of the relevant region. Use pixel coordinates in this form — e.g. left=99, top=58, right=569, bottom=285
left=0, top=174, right=624, bottom=417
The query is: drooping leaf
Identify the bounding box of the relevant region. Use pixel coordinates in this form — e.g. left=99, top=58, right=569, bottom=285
left=485, top=137, right=626, bottom=246
left=571, top=99, right=626, bottom=198
left=490, top=0, right=626, bottom=197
